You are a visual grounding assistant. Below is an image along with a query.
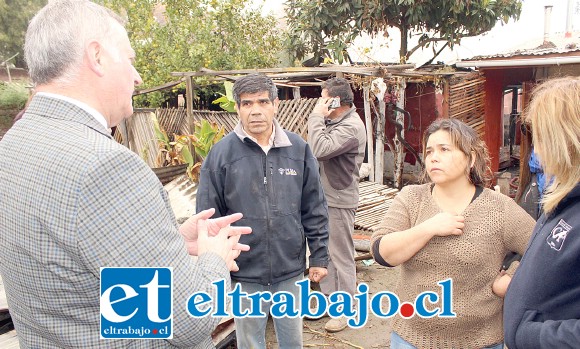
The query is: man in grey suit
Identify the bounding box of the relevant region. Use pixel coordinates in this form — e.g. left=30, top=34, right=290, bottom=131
left=0, top=1, right=250, bottom=348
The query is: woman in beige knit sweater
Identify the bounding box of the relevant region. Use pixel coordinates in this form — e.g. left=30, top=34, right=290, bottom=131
left=371, top=118, right=535, bottom=349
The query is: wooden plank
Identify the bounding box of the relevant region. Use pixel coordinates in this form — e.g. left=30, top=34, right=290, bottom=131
left=0, top=275, right=7, bottom=312
left=363, top=87, right=375, bottom=182
left=0, top=330, right=19, bottom=349
left=170, top=65, right=414, bottom=78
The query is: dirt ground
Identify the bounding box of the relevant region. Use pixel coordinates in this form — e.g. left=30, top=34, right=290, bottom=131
left=264, top=255, right=401, bottom=349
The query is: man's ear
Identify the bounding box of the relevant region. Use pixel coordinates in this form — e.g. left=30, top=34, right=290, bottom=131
left=274, top=97, right=280, bottom=110
left=86, top=40, right=105, bottom=77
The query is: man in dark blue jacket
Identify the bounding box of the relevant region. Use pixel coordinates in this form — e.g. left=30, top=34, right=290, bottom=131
left=197, top=73, right=329, bottom=349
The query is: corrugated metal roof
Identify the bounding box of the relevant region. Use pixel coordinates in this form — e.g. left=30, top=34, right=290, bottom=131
left=464, top=33, right=580, bottom=61
left=468, top=45, right=580, bottom=60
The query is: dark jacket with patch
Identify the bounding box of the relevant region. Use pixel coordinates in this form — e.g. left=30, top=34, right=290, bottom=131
left=196, top=120, right=329, bottom=285
left=307, top=106, right=366, bottom=209
left=504, top=183, right=580, bottom=349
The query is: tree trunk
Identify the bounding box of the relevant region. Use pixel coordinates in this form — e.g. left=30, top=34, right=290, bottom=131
left=399, top=23, right=408, bottom=63
left=393, top=81, right=406, bottom=189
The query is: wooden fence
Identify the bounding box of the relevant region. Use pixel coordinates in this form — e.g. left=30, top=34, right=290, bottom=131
left=114, top=97, right=320, bottom=168
left=446, top=73, right=486, bottom=138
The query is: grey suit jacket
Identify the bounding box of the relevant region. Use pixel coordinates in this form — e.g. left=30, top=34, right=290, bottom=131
left=0, top=95, right=228, bottom=348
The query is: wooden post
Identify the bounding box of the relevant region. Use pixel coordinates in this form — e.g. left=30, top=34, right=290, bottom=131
left=442, top=78, right=450, bottom=118
left=293, top=87, right=301, bottom=99
left=496, top=172, right=512, bottom=196
left=118, top=118, right=129, bottom=148
left=363, top=86, right=374, bottom=182
left=393, top=80, right=406, bottom=189
left=375, top=99, right=385, bottom=185
left=186, top=75, right=194, bottom=134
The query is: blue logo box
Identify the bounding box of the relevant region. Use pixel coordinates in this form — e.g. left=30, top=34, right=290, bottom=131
left=100, top=267, right=173, bottom=339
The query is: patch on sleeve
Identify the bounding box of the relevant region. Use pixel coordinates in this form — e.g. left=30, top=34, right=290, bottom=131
left=546, top=219, right=573, bottom=251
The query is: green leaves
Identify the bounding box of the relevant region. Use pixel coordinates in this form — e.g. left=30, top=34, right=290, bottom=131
left=211, top=81, right=235, bottom=112
left=151, top=113, right=169, bottom=146
left=192, top=119, right=224, bottom=160
left=285, top=0, right=523, bottom=63
left=212, top=95, right=235, bottom=112
left=0, top=82, right=28, bottom=109
left=0, top=0, right=47, bottom=68
left=102, top=0, right=284, bottom=107
left=152, top=113, right=224, bottom=182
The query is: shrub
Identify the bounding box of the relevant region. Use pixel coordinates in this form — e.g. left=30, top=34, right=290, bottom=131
left=0, top=82, right=29, bottom=110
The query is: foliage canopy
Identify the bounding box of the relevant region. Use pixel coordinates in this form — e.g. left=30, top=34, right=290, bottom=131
left=286, top=0, right=523, bottom=64
left=0, top=0, right=47, bottom=68
left=101, top=0, right=284, bottom=106
left=0, top=82, right=28, bottom=110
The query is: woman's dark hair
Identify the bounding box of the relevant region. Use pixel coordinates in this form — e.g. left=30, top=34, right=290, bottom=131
left=421, top=118, right=493, bottom=187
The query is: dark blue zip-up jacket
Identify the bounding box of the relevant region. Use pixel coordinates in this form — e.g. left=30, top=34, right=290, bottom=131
left=196, top=120, right=329, bottom=285
left=504, top=183, right=580, bottom=349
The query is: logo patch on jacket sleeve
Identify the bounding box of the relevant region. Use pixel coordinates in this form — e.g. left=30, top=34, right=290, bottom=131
left=546, top=219, right=573, bottom=251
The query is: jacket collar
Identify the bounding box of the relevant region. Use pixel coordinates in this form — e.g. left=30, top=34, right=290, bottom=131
left=234, top=118, right=292, bottom=148
left=552, top=182, right=580, bottom=216
left=25, top=94, right=112, bottom=139
left=325, top=106, right=357, bottom=125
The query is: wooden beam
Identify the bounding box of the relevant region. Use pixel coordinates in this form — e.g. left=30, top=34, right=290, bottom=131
left=442, top=79, right=450, bottom=118
left=292, top=87, right=301, bottom=99
left=170, top=65, right=411, bottom=78
left=363, top=86, right=375, bottom=182
left=375, top=99, right=385, bottom=185
left=133, top=79, right=184, bottom=96
left=186, top=76, right=194, bottom=134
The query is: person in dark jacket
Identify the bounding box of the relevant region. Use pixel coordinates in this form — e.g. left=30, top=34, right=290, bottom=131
left=504, top=76, right=580, bottom=349
left=196, top=73, right=329, bottom=349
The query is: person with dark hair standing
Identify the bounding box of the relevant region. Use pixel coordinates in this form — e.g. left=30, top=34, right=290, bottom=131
left=0, top=1, right=250, bottom=348
left=197, top=73, right=329, bottom=348
left=504, top=76, right=580, bottom=349
left=307, top=77, right=367, bottom=332
left=371, top=119, right=535, bottom=349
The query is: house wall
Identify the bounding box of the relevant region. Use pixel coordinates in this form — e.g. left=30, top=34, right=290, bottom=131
left=481, top=68, right=534, bottom=174
left=384, top=83, right=438, bottom=166
left=545, top=64, right=580, bottom=77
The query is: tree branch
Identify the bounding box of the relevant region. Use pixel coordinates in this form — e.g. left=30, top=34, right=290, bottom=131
left=419, top=41, right=449, bottom=68
left=405, top=37, right=449, bottom=60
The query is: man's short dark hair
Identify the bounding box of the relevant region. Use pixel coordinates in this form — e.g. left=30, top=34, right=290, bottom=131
left=232, top=73, right=278, bottom=105
left=321, top=77, right=354, bottom=107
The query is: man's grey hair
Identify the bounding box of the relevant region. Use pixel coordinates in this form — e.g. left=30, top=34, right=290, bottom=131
left=232, top=74, right=278, bottom=105
left=321, top=77, right=354, bottom=107
left=24, top=0, right=124, bottom=86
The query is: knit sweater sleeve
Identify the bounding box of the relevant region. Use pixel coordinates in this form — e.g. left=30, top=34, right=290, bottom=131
left=370, top=186, right=415, bottom=261
left=500, top=193, right=536, bottom=276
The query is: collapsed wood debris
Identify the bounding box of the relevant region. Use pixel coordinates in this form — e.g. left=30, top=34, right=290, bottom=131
left=354, top=181, right=399, bottom=233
